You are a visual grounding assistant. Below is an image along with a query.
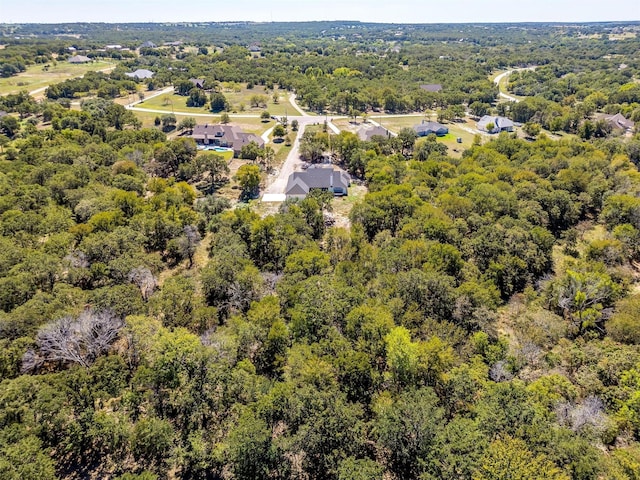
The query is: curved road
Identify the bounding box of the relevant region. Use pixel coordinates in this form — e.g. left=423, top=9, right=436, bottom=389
left=493, top=67, right=536, bottom=103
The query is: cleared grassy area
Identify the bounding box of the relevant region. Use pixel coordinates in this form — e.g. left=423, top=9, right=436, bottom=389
left=138, top=93, right=208, bottom=113
left=133, top=85, right=295, bottom=117
left=223, top=85, right=294, bottom=117
left=332, top=184, right=368, bottom=228
left=230, top=117, right=275, bottom=136
left=215, top=158, right=251, bottom=204
left=0, top=60, right=116, bottom=96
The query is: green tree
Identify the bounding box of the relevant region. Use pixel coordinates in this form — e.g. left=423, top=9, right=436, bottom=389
left=550, top=267, right=619, bottom=336
left=132, top=417, right=174, bottom=469
left=227, top=411, right=275, bottom=480
left=235, top=165, right=260, bottom=198
left=474, top=436, right=569, bottom=480
left=523, top=122, right=542, bottom=138
left=160, top=113, right=176, bottom=132
left=0, top=436, right=57, bottom=480
left=177, top=116, right=196, bottom=133
left=272, top=124, right=286, bottom=139
left=397, top=127, right=417, bottom=157
left=376, top=387, right=445, bottom=479
left=210, top=92, right=229, bottom=112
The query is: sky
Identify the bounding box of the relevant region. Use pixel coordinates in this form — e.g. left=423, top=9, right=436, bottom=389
left=1, top=0, right=639, bottom=24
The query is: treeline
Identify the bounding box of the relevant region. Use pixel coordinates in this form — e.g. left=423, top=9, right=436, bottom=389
left=0, top=41, right=62, bottom=77
left=45, top=70, right=140, bottom=100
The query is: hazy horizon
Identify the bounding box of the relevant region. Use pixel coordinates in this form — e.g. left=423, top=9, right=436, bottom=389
left=2, top=0, right=639, bottom=25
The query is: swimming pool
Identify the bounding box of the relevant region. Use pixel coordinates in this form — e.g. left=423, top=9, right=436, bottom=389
left=200, top=146, right=234, bottom=152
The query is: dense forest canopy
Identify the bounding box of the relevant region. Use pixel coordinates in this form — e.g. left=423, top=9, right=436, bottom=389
left=0, top=19, right=639, bottom=480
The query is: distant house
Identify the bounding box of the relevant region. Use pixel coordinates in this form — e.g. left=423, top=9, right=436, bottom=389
left=358, top=125, right=392, bottom=141
left=414, top=120, right=448, bottom=137
left=125, top=69, right=154, bottom=80
left=248, top=44, right=261, bottom=53
left=140, top=41, right=157, bottom=49
left=189, top=78, right=205, bottom=89
left=604, top=113, right=635, bottom=133
left=477, top=115, right=515, bottom=133
left=68, top=55, right=92, bottom=64
left=190, top=124, right=265, bottom=156
left=285, top=165, right=350, bottom=200
left=105, top=44, right=122, bottom=50
left=420, top=84, right=443, bottom=93
left=164, top=41, right=183, bottom=47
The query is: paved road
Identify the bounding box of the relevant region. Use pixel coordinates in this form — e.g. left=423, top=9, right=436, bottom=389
left=263, top=116, right=316, bottom=197
left=493, top=67, right=536, bottom=103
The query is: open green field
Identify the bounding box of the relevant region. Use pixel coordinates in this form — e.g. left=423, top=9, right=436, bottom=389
left=134, top=85, right=295, bottom=117
left=138, top=93, right=207, bottom=113
left=129, top=108, right=273, bottom=136
left=0, top=60, right=116, bottom=96
left=223, top=85, right=295, bottom=117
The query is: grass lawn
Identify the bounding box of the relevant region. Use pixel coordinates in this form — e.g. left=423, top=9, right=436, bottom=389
left=370, top=115, right=479, bottom=158
left=272, top=130, right=297, bottom=166
left=230, top=117, right=275, bottom=136
left=197, top=148, right=234, bottom=162
left=0, top=60, right=116, bottom=96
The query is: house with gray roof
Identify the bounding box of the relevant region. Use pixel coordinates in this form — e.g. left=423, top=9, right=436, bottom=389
left=140, top=41, right=157, bottom=49
left=285, top=165, right=350, bottom=200
left=477, top=115, right=515, bottom=133
left=604, top=113, right=635, bottom=133
left=68, top=55, right=92, bottom=64
left=189, top=78, right=205, bottom=89
left=358, top=125, right=392, bottom=141
left=125, top=69, right=154, bottom=80
left=414, top=120, right=448, bottom=137
left=191, top=124, right=264, bottom=156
